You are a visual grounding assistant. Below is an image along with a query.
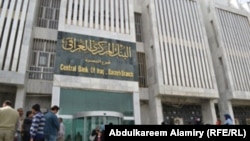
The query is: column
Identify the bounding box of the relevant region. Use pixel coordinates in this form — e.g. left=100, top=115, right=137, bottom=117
left=133, top=92, right=141, bottom=124
left=51, top=86, right=60, bottom=107
left=14, top=86, right=26, bottom=109
left=148, top=88, right=163, bottom=124
left=218, top=99, right=234, bottom=124
left=201, top=100, right=217, bottom=124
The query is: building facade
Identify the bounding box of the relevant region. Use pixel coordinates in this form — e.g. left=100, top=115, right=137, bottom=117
left=200, top=0, right=250, bottom=125
left=0, top=0, right=250, bottom=139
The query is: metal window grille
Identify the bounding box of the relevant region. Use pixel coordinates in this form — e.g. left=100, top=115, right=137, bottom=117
left=134, top=12, right=143, bottom=42
left=28, top=39, right=56, bottom=80
left=37, top=0, right=61, bottom=29
left=137, top=52, right=147, bottom=87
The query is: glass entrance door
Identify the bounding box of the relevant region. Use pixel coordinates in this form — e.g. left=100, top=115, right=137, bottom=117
left=73, top=111, right=123, bottom=141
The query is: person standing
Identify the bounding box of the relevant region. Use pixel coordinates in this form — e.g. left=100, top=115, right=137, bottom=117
left=89, top=126, right=100, bottom=141
left=194, top=117, right=203, bottom=125
left=0, top=100, right=19, bottom=141
left=44, top=105, right=60, bottom=141
left=224, top=113, right=234, bottom=125
left=22, top=111, right=33, bottom=141
left=30, top=104, right=46, bottom=141
left=216, top=118, right=222, bottom=125
left=94, top=130, right=104, bottom=141
left=15, top=108, right=24, bottom=141
left=64, top=135, right=71, bottom=141
left=56, top=117, right=65, bottom=141
left=75, top=132, right=82, bottom=141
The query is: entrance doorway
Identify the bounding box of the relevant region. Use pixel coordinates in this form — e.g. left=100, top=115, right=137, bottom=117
left=72, top=111, right=123, bottom=141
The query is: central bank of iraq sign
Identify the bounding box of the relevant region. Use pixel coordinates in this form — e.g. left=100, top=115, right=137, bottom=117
left=55, top=31, right=138, bottom=81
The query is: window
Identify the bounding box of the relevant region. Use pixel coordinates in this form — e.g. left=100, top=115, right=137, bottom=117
left=38, top=52, right=48, bottom=66
left=137, top=52, right=147, bottom=87
left=134, top=13, right=143, bottom=42
left=37, top=0, right=61, bottom=29
left=28, top=39, right=57, bottom=80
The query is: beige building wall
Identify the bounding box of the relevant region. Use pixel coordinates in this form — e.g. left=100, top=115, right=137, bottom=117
left=1, top=0, right=250, bottom=125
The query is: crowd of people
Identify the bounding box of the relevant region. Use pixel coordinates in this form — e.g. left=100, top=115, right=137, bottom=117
left=0, top=100, right=65, bottom=141
left=89, top=123, right=113, bottom=141
left=1, top=99, right=236, bottom=141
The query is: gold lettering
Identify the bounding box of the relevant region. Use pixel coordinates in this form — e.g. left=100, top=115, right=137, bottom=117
left=60, top=64, right=77, bottom=72
left=85, top=59, right=102, bottom=64
left=78, top=66, right=89, bottom=73
left=96, top=68, right=104, bottom=75
left=121, top=70, right=134, bottom=77
left=61, top=38, right=132, bottom=59
left=108, top=69, right=121, bottom=76
left=108, top=69, right=134, bottom=78
left=62, top=38, right=76, bottom=52
left=90, top=67, right=96, bottom=73
left=101, top=61, right=111, bottom=65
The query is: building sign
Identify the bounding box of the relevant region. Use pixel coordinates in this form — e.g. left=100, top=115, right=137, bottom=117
left=54, top=31, right=138, bottom=81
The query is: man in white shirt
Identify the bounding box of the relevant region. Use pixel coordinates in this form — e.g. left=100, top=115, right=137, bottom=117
left=15, top=108, right=24, bottom=141
left=56, top=117, right=65, bottom=141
